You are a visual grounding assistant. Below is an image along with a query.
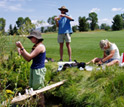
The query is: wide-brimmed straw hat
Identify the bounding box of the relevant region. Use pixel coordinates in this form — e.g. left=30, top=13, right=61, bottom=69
left=58, top=6, right=68, bottom=12
left=27, top=30, right=44, bottom=40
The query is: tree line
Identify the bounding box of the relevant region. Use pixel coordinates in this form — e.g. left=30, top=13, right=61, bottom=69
left=0, top=12, right=124, bottom=35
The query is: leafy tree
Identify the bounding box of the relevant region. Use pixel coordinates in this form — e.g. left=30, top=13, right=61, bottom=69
left=101, top=23, right=110, bottom=31
left=112, top=14, right=123, bottom=31
left=72, top=25, right=78, bottom=32
left=16, top=17, right=35, bottom=35
left=101, top=23, right=107, bottom=29
left=0, top=18, right=6, bottom=34
left=105, top=25, right=111, bottom=31
left=47, top=16, right=57, bottom=32
left=95, top=24, right=99, bottom=29
left=78, top=16, right=89, bottom=31
left=47, top=27, right=53, bottom=32
left=23, top=17, right=35, bottom=34
left=88, top=12, right=98, bottom=30
left=35, top=20, right=44, bottom=28
left=44, top=29, right=48, bottom=33
left=16, top=17, right=24, bottom=28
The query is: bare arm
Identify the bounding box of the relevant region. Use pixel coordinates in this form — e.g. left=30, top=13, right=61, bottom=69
left=60, top=14, right=74, bottom=21
left=21, top=45, right=45, bottom=62
left=102, top=50, right=115, bottom=62
left=16, top=41, right=45, bottom=62
left=20, top=49, right=31, bottom=61
left=55, top=20, right=59, bottom=27
left=103, top=51, right=107, bottom=58
left=98, top=50, right=115, bottom=64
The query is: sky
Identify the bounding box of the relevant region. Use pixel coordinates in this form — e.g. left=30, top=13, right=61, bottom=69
left=0, top=0, right=124, bottom=31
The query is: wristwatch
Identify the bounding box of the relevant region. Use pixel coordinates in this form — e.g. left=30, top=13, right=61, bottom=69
left=21, top=48, right=24, bottom=51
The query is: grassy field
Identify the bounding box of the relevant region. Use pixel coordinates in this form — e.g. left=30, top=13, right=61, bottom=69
left=4, top=30, right=124, bottom=62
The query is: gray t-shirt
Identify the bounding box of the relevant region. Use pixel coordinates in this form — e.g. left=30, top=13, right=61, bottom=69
left=105, top=43, right=120, bottom=59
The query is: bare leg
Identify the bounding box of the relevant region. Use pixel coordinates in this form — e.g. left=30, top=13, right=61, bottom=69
left=60, top=43, right=64, bottom=60
left=86, top=58, right=102, bottom=65
left=66, top=42, right=71, bottom=61
left=106, top=60, right=120, bottom=66
left=37, top=93, right=45, bottom=107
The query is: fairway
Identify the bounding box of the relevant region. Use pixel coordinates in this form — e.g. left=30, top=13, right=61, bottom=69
left=4, top=30, right=124, bottom=62
left=43, top=30, right=124, bottom=62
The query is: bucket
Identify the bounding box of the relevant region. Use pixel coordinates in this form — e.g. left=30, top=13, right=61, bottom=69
left=119, top=53, right=124, bottom=67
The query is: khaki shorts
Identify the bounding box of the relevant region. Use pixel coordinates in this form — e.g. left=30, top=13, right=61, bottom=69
left=58, top=33, right=71, bottom=43
left=29, top=67, right=46, bottom=90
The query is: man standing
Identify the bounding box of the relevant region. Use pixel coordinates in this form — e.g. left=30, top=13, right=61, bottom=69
left=55, top=6, right=74, bottom=61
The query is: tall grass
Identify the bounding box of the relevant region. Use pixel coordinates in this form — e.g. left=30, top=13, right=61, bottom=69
left=46, top=64, right=124, bottom=107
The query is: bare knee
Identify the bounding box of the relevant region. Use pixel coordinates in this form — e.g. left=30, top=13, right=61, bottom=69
left=106, top=60, right=119, bottom=66
left=115, top=60, right=120, bottom=64
left=66, top=42, right=70, bottom=47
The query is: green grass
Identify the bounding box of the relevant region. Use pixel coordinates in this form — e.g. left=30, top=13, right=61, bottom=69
left=44, top=31, right=124, bottom=62
left=4, top=30, right=124, bottom=62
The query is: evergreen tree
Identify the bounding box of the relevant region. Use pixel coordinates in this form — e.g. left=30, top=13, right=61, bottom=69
left=121, top=13, right=124, bottom=28
left=9, top=24, right=14, bottom=35
left=41, top=27, right=45, bottom=33
left=13, top=25, right=18, bottom=35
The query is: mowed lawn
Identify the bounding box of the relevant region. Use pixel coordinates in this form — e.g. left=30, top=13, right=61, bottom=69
left=42, top=30, right=124, bottom=62
left=4, top=30, right=124, bottom=62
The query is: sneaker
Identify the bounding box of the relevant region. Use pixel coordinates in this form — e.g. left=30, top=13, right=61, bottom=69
left=69, top=59, right=72, bottom=62
left=59, top=59, right=63, bottom=61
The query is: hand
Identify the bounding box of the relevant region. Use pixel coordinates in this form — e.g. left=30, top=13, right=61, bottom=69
left=16, top=41, right=23, bottom=49
left=54, top=16, right=61, bottom=21
left=54, top=17, right=58, bottom=21
left=60, top=14, right=66, bottom=17
left=17, top=48, right=21, bottom=55
left=98, top=60, right=102, bottom=65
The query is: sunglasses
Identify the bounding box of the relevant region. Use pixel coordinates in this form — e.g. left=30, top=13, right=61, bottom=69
left=60, top=9, right=66, bottom=11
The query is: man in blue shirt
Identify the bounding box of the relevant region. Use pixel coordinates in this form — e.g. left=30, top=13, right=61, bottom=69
left=55, top=6, right=74, bottom=61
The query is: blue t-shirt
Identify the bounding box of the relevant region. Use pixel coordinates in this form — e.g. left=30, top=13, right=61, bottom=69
left=58, top=14, right=73, bottom=34
left=31, top=52, right=46, bottom=69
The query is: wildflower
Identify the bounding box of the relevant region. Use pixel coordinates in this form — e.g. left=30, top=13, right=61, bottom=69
left=6, top=90, right=14, bottom=94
